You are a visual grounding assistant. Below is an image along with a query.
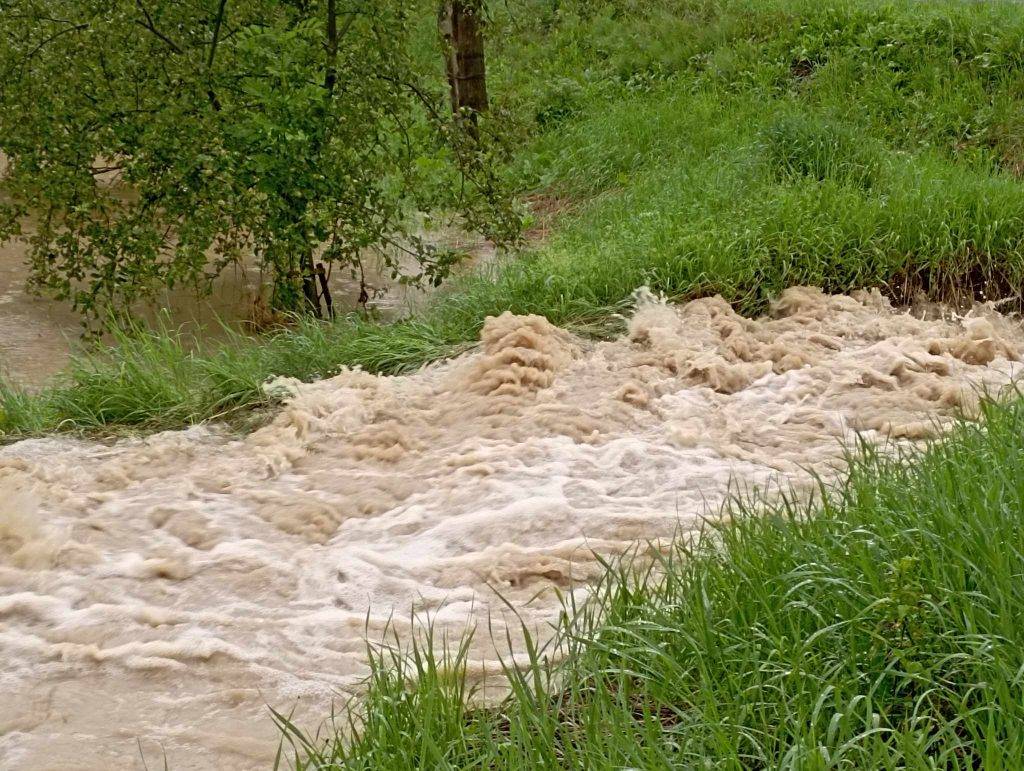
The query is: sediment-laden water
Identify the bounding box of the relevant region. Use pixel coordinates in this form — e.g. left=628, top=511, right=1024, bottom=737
left=1, top=287, right=1022, bottom=769
left=0, top=233, right=437, bottom=389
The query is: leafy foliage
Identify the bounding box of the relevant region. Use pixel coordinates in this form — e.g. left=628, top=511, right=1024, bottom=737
left=0, top=0, right=522, bottom=319
left=6, top=0, right=1024, bottom=437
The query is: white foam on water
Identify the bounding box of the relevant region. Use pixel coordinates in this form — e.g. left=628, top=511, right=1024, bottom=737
left=1, top=287, right=1022, bottom=769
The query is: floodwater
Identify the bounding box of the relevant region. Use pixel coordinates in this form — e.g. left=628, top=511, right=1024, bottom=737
left=0, top=146, right=490, bottom=388
left=0, top=237, right=258, bottom=387
left=1, top=286, right=1022, bottom=769
left=0, top=233, right=488, bottom=389
left=0, top=155, right=268, bottom=386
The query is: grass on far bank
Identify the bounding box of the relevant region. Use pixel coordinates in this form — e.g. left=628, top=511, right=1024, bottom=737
left=5, top=0, right=1024, bottom=436
left=278, top=395, right=1024, bottom=770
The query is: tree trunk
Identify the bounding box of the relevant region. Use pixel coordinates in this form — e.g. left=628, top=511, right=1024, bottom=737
left=316, top=262, right=334, bottom=319
left=439, top=1, right=488, bottom=119
left=301, top=250, right=322, bottom=317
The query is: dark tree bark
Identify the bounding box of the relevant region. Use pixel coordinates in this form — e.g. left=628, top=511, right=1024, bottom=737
left=439, top=1, right=488, bottom=119
left=324, top=0, right=338, bottom=96
left=302, top=251, right=322, bottom=317
left=316, top=262, right=334, bottom=319
left=205, top=0, right=227, bottom=110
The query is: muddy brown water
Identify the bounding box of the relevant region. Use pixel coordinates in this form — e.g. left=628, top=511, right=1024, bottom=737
left=0, top=146, right=493, bottom=387
left=1, top=286, right=1022, bottom=769
left=0, top=232, right=491, bottom=389
left=0, top=237, right=256, bottom=387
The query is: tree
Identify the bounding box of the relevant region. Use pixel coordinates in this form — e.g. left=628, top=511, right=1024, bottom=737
left=439, top=1, right=488, bottom=119
left=0, top=0, right=520, bottom=321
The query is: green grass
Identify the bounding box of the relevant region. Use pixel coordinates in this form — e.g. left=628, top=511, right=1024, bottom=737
left=277, top=395, right=1024, bottom=769
left=4, top=0, right=1024, bottom=437
left=2, top=313, right=465, bottom=434
left=4, top=2, right=1023, bottom=764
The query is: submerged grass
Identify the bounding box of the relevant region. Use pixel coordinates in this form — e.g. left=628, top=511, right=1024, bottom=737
left=279, top=396, right=1024, bottom=769
left=4, top=0, right=1024, bottom=435
left=1, top=313, right=465, bottom=435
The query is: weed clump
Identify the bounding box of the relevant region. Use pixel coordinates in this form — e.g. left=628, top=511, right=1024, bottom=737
left=761, top=113, right=882, bottom=189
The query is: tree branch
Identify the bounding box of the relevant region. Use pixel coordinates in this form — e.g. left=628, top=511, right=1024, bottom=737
left=324, top=0, right=338, bottom=96
left=134, top=0, right=184, bottom=54
left=205, top=0, right=229, bottom=111
left=323, top=6, right=361, bottom=95
left=206, top=0, right=228, bottom=70
left=24, top=23, right=89, bottom=63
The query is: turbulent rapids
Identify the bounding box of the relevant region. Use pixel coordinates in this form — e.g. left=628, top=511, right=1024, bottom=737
left=2, top=287, right=1023, bottom=769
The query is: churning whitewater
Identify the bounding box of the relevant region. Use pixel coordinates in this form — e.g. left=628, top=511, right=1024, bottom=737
left=2, top=287, right=1023, bottom=769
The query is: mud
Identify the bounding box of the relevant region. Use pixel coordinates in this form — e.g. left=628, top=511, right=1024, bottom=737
left=1, top=287, right=1022, bottom=769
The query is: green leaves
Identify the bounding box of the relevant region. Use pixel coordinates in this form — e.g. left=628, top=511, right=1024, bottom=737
left=0, top=0, right=521, bottom=321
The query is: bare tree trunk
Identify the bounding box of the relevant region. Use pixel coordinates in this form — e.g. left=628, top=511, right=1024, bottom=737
left=316, top=262, right=334, bottom=319
left=302, top=250, right=322, bottom=317
left=439, top=1, right=488, bottom=120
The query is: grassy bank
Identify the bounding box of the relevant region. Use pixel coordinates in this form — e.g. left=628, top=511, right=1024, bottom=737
left=279, top=395, right=1024, bottom=769
left=5, top=0, right=1024, bottom=435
